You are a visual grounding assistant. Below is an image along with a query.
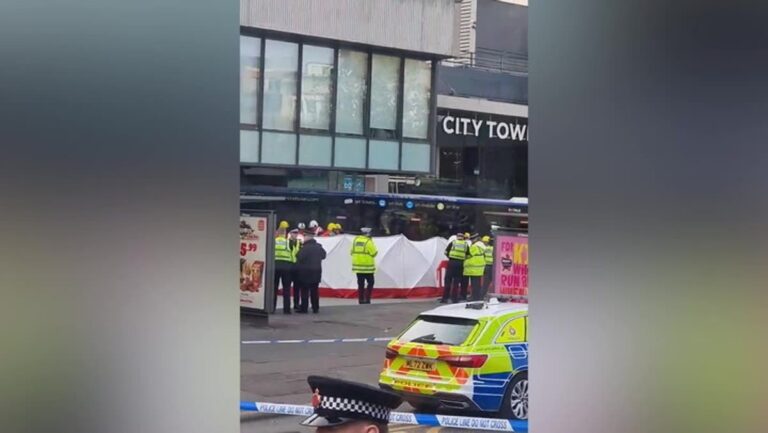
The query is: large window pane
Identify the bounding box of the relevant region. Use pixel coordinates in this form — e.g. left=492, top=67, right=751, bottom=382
left=335, top=50, right=368, bottom=134
left=261, top=131, right=296, bottom=165
left=240, top=130, right=260, bottom=163
left=370, top=54, right=401, bottom=132
left=401, top=141, right=430, bottom=172
left=402, top=59, right=431, bottom=139
left=334, top=137, right=366, bottom=168
left=368, top=139, right=399, bottom=170
left=299, top=135, right=332, bottom=166
left=240, top=36, right=261, bottom=125
left=263, top=40, right=298, bottom=131
left=300, top=45, right=334, bottom=130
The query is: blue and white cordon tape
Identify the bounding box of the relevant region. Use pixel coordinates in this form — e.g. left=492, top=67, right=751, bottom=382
left=240, top=401, right=528, bottom=432
left=241, top=337, right=391, bottom=345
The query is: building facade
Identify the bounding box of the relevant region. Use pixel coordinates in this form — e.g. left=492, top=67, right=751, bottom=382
left=240, top=0, right=528, bottom=239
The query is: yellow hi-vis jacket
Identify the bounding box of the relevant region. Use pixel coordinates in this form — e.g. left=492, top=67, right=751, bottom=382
left=351, top=235, right=378, bottom=274
left=274, top=236, right=294, bottom=263
left=463, top=243, right=486, bottom=276
left=484, top=245, right=494, bottom=265
left=447, top=239, right=468, bottom=260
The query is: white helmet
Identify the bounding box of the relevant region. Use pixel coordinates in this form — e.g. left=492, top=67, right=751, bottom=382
left=297, top=222, right=306, bottom=230
left=309, top=220, right=319, bottom=228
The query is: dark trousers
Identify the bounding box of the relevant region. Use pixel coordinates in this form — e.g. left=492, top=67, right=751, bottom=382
left=356, top=273, right=375, bottom=304
left=291, top=268, right=301, bottom=309
left=460, top=276, right=470, bottom=300
left=274, top=266, right=292, bottom=313
left=299, top=270, right=321, bottom=313
left=466, top=276, right=483, bottom=301
left=442, top=260, right=465, bottom=302
left=482, top=265, right=494, bottom=296
left=300, top=281, right=320, bottom=313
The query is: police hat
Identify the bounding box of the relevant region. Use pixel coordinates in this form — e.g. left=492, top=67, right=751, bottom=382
left=300, top=376, right=403, bottom=428
left=361, top=227, right=372, bottom=234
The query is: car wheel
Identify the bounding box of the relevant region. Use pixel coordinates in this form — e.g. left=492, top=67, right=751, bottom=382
left=499, top=372, right=528, bottom=420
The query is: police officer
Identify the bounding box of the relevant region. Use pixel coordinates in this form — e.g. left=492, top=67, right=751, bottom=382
left=441, top=232, right=468, bottom=303
left=273, top=227, right=294, bottom=314
left=462, top=233, right=486, bottom=301
left=295, top=229, right=327, bottom=314
left=300, top=375, right=403, bottom=433
left=288, top=228, right=302, bottom=311
left=481, top=235, right=495, bottom=297
left=351, top=227, right=378, bottom=304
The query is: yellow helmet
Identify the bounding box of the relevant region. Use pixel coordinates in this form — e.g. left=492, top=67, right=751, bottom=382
left=482, top=235, right=491, bottom=243
left=279, top=220, right=289, bottom=229
left=327, top=222, right=336, bottom=231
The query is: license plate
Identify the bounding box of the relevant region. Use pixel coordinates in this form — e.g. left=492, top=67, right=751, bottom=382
left=405, top=359, right=435, bottom=371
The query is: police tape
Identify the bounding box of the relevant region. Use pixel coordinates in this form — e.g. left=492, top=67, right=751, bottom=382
left=240, top=401, right=528, bottom=432
left=241, top=337, right=392, bottom=345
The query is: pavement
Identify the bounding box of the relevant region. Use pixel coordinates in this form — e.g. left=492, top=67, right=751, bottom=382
left=241, top=298, right=503, bottom=432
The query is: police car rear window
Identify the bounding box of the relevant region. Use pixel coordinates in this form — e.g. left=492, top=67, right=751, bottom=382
left=398, top=315, right=478, bottom=346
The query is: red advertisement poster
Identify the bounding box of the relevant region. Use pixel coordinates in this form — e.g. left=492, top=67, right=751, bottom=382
left=240, top=216, right=268, bottom=310
left=492, top=234, right=529, bottom=299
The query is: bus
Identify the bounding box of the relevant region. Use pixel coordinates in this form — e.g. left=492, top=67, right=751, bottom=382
left=240, top=187, right=527, bottom=240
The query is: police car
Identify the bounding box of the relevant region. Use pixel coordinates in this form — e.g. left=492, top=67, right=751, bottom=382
left=378, top=299, right=528, bottom=419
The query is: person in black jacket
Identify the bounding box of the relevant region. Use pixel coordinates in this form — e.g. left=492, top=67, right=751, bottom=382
left=295, top=229, right=327, bottom=314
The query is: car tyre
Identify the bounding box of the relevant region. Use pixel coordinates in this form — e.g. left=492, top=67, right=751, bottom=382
left=499, top=372, right=528, bottom=420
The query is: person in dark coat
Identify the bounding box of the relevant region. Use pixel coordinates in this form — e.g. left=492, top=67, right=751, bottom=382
left=295, top=230, right=327, bottom=314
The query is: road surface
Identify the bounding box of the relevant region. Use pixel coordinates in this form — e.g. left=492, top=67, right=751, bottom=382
left=241, top=299, right=506, bottom=432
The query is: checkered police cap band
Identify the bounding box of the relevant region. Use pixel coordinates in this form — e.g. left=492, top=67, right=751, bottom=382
left=319, top=396, right=390, bottom=422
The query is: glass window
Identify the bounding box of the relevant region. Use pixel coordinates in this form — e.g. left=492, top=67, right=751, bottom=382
left=334, top=137, right=366, bottom=168
left=263, top=40, right=298, bottom=131
left=368, top=139, right=399, bottom=170
left=299, top=135, right=332, bottom=167
left=240, top=36, right=261, bottom=125
left=300, top=45, right=334, bottom=130
left=240, top=130, right=260, bottom=163
left=496, top=317, right=527, bottom=344
left=335, top=50, right=368, bottom=135
left=369, top=54, right=401, bottom=132
left=261, top=131, right=296, bottom=165
left=402, top=59, right=431, bottom=139
left=401, top=141, right=430, bottom=172
left=398, top=315, right=479, bottom=346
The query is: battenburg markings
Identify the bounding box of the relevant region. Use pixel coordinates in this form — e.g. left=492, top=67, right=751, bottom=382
left=241, top=337, right=392, bottom=345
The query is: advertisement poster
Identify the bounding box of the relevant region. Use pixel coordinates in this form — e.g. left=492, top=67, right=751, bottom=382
left=240, top=215, right=268, bottom=310
left=493, top=234, right=529, bottom=299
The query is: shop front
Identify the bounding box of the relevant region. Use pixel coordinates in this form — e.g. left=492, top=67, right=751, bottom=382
left=432, top=108, right=528, bottom=200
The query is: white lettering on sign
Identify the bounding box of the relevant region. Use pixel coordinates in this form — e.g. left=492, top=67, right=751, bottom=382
left=486, top=120, right=498, bottom=138
left=471, top=119, right=483, bottom=136
left=440, top=115, right=528, bottom=142
left=442, top=115, right=455, bottom=134
left=497, top=122, right=510, bottom=139
left=511, top=123, right=527, bottom=141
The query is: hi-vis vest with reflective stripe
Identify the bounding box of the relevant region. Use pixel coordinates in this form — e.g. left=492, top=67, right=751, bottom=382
left=448, top=240, right=468, bottom=260
left=290, top=239, right=300, bottom=263
left=463, top=244, right=485, bottom=276
left=351, top=235, right=377, bottom=274
left=274, top=236, right=293, bottom=263
left=484, top=245, right=494, bottom=265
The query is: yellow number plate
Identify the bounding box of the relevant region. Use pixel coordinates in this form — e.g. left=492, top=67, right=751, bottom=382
left=405, top=359, right=435, bottom=371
